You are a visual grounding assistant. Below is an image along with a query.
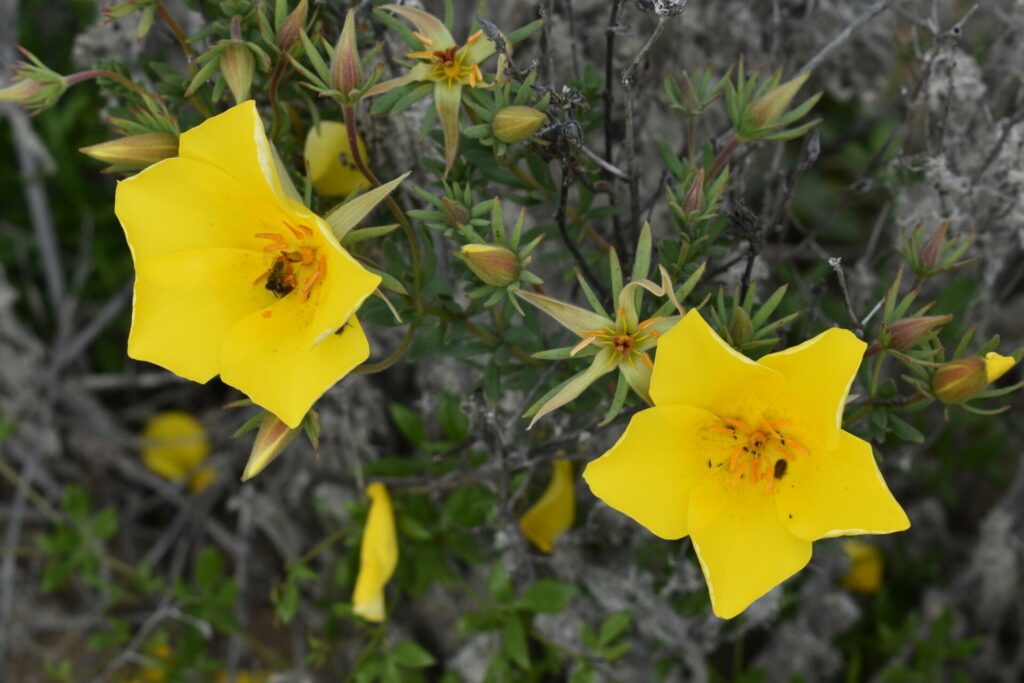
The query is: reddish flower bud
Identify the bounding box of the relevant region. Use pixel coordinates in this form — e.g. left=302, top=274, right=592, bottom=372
left=682, top=168, right=705, bottom=215
left=276, top=0, right=308, bottom=52
left=932, top=357, right=989, bottom=405
left=882, top=314, right=952, bottom=350
left=330, top=9, right=362, bottom=94
left=442, top=197, right=470, bottom=227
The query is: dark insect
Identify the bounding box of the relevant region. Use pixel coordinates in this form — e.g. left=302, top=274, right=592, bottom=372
left=773, top=458, right=788, bottom=480
left=266, top=258, right=297, bottom=297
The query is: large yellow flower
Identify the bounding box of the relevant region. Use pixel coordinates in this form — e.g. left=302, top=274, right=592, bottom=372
left=116, top=101, right=404, bottom=428
left=583, top=310, right=909, bottom=618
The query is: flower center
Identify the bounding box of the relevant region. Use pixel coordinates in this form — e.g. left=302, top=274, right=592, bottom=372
left=572, top=314, right=663, bottom=369
left=252, top=222, right=326, bottom=303
left=708, top=416, right=810, bottom=492
left=408, top=31, right=485, bottom=88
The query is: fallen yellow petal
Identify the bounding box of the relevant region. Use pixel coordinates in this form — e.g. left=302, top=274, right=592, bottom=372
left=352, top=483, right=399, bottom=622
left=304, top=121, right=369, bottom=197
left=141, top=411, right=211, bottom=483
left=841, top=540, right=884, bottom=594
left=520, top=459, right=576, bottom=553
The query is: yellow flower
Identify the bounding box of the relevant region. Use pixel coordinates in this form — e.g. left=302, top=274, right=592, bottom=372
left=520, top=458, right=576, bottom=553
left=304, top=121, right=369, bottom=197
left=841, top=540, right=883, bottom=594
left=141, top=411, right=210, bottom=483
left=583, top=310, right=909, bottom=619
left=352, top=483, right=398, bottom=622
left=116, top=101, right=406, bottom=428
left=367, top=5, right=496, bottom=173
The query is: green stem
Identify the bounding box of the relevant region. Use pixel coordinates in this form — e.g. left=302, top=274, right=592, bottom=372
left=869, top=353, right=886, bottom=397
left=156, top=3, right=195, bottom=60
left=709, top=135, right=740, bottom=179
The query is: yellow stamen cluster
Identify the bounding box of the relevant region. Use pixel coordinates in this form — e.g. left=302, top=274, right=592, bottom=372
left=709, top=417, right=809, bottom=492
left=407, top=30, right=486, bottom=88
left=253, top=222, right=326, bottom=303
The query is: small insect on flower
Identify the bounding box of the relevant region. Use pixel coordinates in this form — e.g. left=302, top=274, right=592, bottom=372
left=773, top=458, right=788, bottom=480
left=264, top=257, right=297, bottom=298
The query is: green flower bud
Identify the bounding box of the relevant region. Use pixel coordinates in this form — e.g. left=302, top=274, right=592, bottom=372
left=276, top=0, right=308, bottom=52
left=242, top=412, right=301, bottom=481
left=79, top=132, right=179, bottom=171
left=442, top=197, right=470, bottom=227
left=728, top=307, right=753, bottom=346
left=882, top=314, right=953, bottom=350
left=330, top=9, right=362, bottom=95
left=460, top=243, right=521, bottom=287
left=221, top=42, right=255, bottom=104
left=492, top=106, right=546, bottom=143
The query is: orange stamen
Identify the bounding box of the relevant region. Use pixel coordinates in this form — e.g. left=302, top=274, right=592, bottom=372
left=640, top=352, right=654, bottom=370
left=728, top=446, right=741, bottom=469
left=570, top=335, right=597, bottom=356
left=254, top=232, right=284, bottom=241
left=730, top=463, right=746, bottom=486
left=466, top=30, right=483, bottom=45
left=786, top=438, right=811, bottom=456
left=299, top=255, right=327, bottom=301
left=638, top=317, right=663, bottom=331
left=722, top=417, right=750, bottom=431
left=298, top=224, right=314, bottom=237
left=284, top=223, right=304, bottom=239
left=252, top=270, right=269, bottom=285
left=412, top=31, right=435, bottom=46
left=263, top=242, right=288, bottom=252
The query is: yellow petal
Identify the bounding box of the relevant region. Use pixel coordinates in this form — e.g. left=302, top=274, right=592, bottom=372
left=304, top=121, right=369, bottom=197
left=129, top=248, right=272, bottom=382
left=759, top=327, right=866, bottom=452
left=520, top=459, right=576, bottom=553
left=141, top=411, right=211, bottom=482
left=688, top=474, right=812, bottom=619
left=649, top=310, right=783, bottom=413
left=984, top=351, right=1016, bottom=383
left=116, top=156, right=282, bottom=262
left=776, top=430, right=909, bottom=541
left=178, top=100, right=298, bottom=211
left=353, top=483, right=399, bottom=622
left=841, top=540, right=884, bottom=594
left=219, top=311, right=371, bottom=429
left=188, top=466, right=217, bottom=494
left=583, top=405, right=717, bottom=540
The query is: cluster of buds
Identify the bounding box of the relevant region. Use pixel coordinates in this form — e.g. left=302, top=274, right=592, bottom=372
left=517, top=224, right=705, bottom=426
left=410, top=181, right=489, bottom=236
left=664, top=66, right=731, bottom=118
left=668, top=164, right=730, bottom=228
left=0, top=47, right=68, bottom=114
left=79, top=93, right=180, bottom=173
left=454, top=198, right=543, bottom=311
left=725, top=59, right=821, bottom=142
left=186, top=16, right=271, bottom=104
left=896, top=220, right=976, bottom=286
left=705, top=282, right=797, bottom=353
left=287, top=9, right=384, bottom=106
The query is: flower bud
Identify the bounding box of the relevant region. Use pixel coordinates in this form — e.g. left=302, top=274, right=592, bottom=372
left=681, top=168, right=705, bottom=215
left=330, top=9, right=362, bottom=94
left=882, top=314, right=953, bottom=351
left=442, top=197, right=470, bottom=227
left=276, top=0, right=308, bottom=52
left=0, top=47, right=68, bottom=114
left=80, top=132, right=179, bottom=171
left=728, top=306, right=753, bottom=346
left=932, top=357, right=989, bottom=405
left=748, top=70, right=811, bottom=129
left=242, top=412, right=300, bottom=481
left=918, top=221, right=948, bottom=273
left=461, top=243, right=521, bottom=287
left=221, top=42, right=255, bottom=104
left=492, top=106, right=546, bottom=143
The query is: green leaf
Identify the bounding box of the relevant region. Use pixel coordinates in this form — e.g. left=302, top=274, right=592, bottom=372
left=487, top=562, right=514, bottom=603
left=62, top=485, right=90, bottom=524
left=598, top=610, right=632, bottom=645
left=392, top=640, right=437, bottom=668
left=388, top=403, right=426, bottom=445
left=515, top=579, right=578, bottom=613
left=436, top=392, right=470, bottom=442
left=502, top=616, right=530, bottom=670
left=92, top=507, right=118, bottom=541
left=888, top=414, right=925, bottom=444
left=195, top=547, right=224, bottom=594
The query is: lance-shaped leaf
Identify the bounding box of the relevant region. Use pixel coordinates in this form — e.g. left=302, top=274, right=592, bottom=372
left=527, top=350, right=617, bottom=428
left=325, top=173, right=409, bottom=240
left=516, top=290, right=612, bottom=335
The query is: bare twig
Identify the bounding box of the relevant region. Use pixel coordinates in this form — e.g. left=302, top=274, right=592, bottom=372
left=829, top=257, right=865, bottom=337
left=796, top=0, right=900, bottom=74
left=557, top=157, right=609, bottom=304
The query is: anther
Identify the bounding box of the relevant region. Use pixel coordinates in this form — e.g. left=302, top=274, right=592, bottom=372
left=570, top=335, right=597, bottom=356
left=466, top=30, right=483, bottom=45
left=263, top=242, right=289, bottom=252
left=284, top=223, right=305, bottom=239
left=412, top=31, right=435, bottom=46
left=640, top=353, right=654, bottom=370
left=254, top=232, right=284, bottom=241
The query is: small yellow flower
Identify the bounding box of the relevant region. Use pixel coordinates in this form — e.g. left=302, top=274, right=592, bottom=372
left=304, top=121, right=369, bottom=197
left=116, top=101, right=406, bottom=427
left=520, top=458, right=576, bottom=553
left=353, top=483, right=398, bottom=622
left=583, top=310, right=910, bottom=619
left=368, top=5, right=496, bottom=173
left=841, top=540, right=883, bottom=594
left=141, top=411, right=211, bottom=484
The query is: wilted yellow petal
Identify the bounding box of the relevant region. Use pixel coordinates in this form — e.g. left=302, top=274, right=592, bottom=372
left=520, top=459, right=576, bottom=553
left=353, top=483, right=399, bottom=622
left=304, top=121, right=369, bottom=198
left=141, top=411, right=210, bottom=483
